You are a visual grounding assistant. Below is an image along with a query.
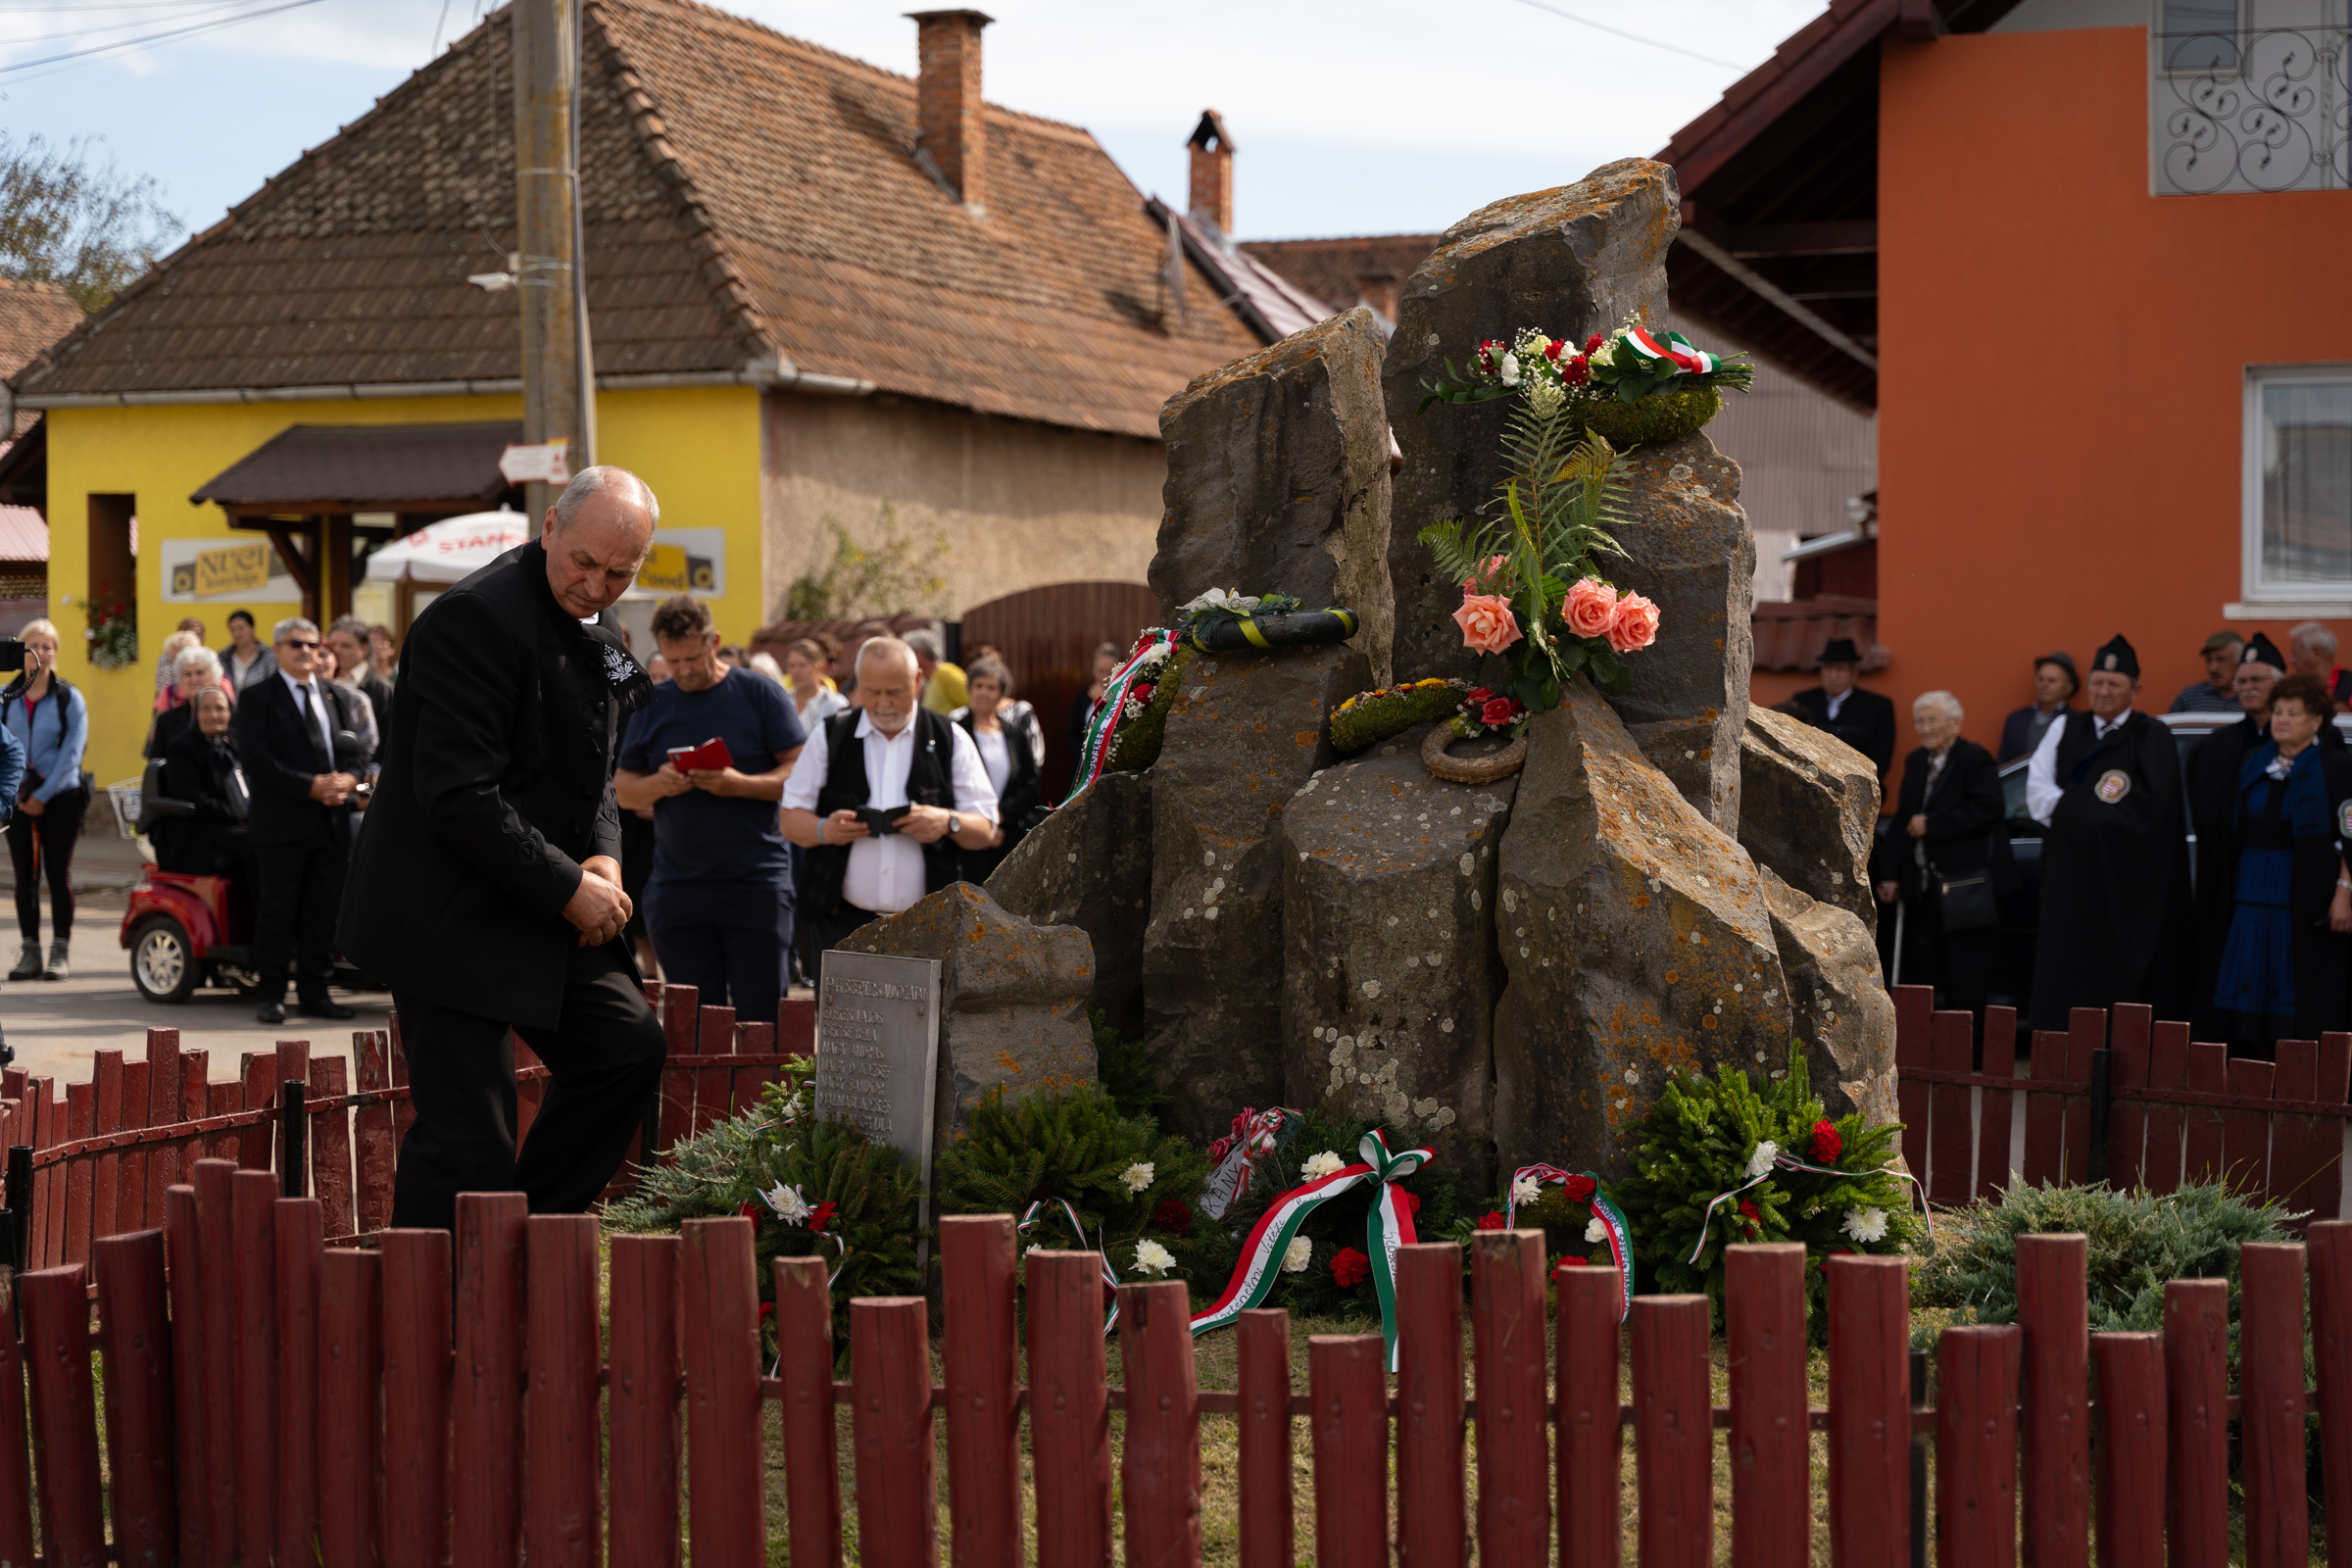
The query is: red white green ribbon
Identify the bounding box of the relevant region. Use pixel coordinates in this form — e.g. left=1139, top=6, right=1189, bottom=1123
left=1623, top=326, right=1720, bottom=375
left=1687, top=1150, right=1933, bottom=1264
left=1019, top=1197, right=1123, bottom=1334
left=1059, top=628, right=1174, bottom=808
left=1505, top=1162, right=1634, bottom=1319
left=1200, top=1105, right=1300, bottom=1221
left=1190, top=1130, right=1431, bottom=1371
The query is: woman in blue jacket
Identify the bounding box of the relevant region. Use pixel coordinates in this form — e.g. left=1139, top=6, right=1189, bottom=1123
left=3, top=620, right=89, bottom=981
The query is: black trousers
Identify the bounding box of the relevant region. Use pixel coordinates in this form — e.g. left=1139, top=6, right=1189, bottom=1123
left=252, top=823, right=347, bottom=1003
left=7, top=785, right=86, bottom=942
left=644, top=875, right=792, bottom=1028
left=389, top=943, right=665, bottom=1231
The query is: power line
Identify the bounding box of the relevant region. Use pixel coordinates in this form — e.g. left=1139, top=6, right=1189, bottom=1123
left=1504, top=0, right=1748, bottom=72
left=0, top=0, right=331, bottom=78
left=0, top=0, right=271, bottom=50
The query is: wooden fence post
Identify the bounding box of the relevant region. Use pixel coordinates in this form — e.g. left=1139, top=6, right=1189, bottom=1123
left=231, top=1167, right=282, bottom=1568
left=1472, top=1231, right=1549, bottom=1568
left=2016, top=1232, right=2088, bottom=1568
left=1119, top=1279, right=1202, bottom=1568
left=2163, top=1277, right=2230, bottom=1568
left=1828, top=1254, right=1911, bottom=1563
left=1395, top=1243, right=1465, bottom=1568
left=1928, top=1009, right=1975, bottom=1202
left=1308, top=1334, right=1389, bottom=1568
left=1028, top=1250, right=1113, bottom=1568
left=525, top=1215, right=603, bottom=1568
left=453, top=1192, right=527, bottom=1568
left=773, top=1256, right=844, bottom=1568
left=2237, top=1244, right=2311, bottom=1567
left=318, top=1248, right=383, bottom=1568
left=276, top=1197, right=324, bottom=1568
left=682, top=1216, right=765, bottom=1562
left=2312, top=1222, right=2352, bottom=1545
left=2089, top=1333, right=2164, bottom=1568
left=1726, top=1245, right=1807, bottom=1568
left=164, top=1184, right=209, bottom=1567
left=384, top=1228, right=455, bottom=1568
left=1936, top=1325, right=2022, bottom=1567
left=1236, top=1309, right=1294, bottom=1568
left=193, top=1157, right=239, bottom=1562
left=1632, top=1294, right=1712, bottom=1568
left=20, top=1264, right=102, bottom=1567
left=0, top=1264, right=33, bottom=1568
left=95, top=1230, right=178, bottom=1567
left=1978, top=1005, right=2019, bottom=1200
left=1555, top=1259, right=1623, bottom=1568
left=942, top=1214, right=1021, bottom=1568
left=853, top=1296, right=941, bottom=1568
left=609, top=1234, right=683, bottom=1568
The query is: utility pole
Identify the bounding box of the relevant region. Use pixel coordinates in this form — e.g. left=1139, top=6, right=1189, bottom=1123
left=513, top=0, right=596, bottom=521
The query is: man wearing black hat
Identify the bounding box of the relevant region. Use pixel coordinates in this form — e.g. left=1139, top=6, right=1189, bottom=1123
left=2024, top=633, right=2189, bottom=1027
left=1998, top=652, right=2080, bottom=764
left=1788, top=637, right=1896, bottom=785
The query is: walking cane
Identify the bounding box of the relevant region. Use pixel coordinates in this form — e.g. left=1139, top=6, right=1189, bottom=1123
left=1889, top=897, right=1905, bottom=987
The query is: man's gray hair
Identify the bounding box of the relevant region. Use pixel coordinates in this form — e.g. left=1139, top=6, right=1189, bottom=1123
left=553, top=465, right=661, bottom=529
left=2292, top=620, right=2339, bottom=658
left=856, top=636, right=921, bottom=680
left=326, top=613, right=369, bottom=641
left=272, top=616, right=318, bottom=645
left=1912, top=689, right=1964, bottom=724
left=174, top=645, right=222, bottom=682
left=900, top=626, right=944, bottom=661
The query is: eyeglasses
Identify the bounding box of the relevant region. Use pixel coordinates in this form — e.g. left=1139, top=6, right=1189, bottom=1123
left=282, top=639, right=320, bottom=651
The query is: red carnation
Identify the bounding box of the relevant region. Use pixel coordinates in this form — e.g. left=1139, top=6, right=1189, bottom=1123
left=1153, top=1198, right=1194, bottom=1237
left=1560, top=1173, right=1596, bottom=1202
left=1207, top=1136, right=1233, bottom=1164
left=1481, top=697, right=1520, bottom=727
left=1585, top=334, right=1605, bottom=354
left=738, top=1201, right=760, bottom=1222
left=1556, top=1255, right=1588, bottom=1268
left=1812, top=1120, right=1842, bottom=1164
left=1398, top=1189, right=1421, bottom=1218
left=1477, top=1210, right=1506, bottom=1231
left=1543, top=339, right=1564, bottom=361
left=1562, top=355, right=1590, bottom=387
left=1739, top=1200, right=1761, bottom=1234
left=808, top=1200, right=838, bottom=1234
left=1332, top=1247, right=1372, bottom=1289
left=759, top=1300, right=774, bottom=1321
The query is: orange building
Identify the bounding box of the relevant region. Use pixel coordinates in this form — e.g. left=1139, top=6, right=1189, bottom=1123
left=1662, top=0, right=2352, bottom=757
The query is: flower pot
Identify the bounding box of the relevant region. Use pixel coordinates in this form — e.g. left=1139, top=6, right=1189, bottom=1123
left=1580, top=384, right=1722, bottom=446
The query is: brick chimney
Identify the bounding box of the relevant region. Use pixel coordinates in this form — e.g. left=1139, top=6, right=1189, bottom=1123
left=908, top=10, right=992, bottom=211
left=1187, top=110, right=1234, bottom=237
left=1355, top=269, right=1399, bottom=324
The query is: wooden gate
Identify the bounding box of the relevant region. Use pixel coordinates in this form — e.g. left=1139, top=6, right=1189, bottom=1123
left=957, top=580, right=1159, bottom=799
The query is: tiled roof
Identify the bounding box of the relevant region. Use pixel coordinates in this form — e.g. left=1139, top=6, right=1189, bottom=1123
left=0, top=505, right=47, bottom=564
left=1153, top=206, right=1336, bottom=343
left=1239, top=234, right=1441, bottom=313
left=0, top=279, right=81, bottom=438
left=11, top=0, right=1259, bottom=441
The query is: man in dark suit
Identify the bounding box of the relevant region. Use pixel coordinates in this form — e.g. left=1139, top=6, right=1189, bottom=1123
left=326, top=614, right=394, bottom=765
left=1788, top=636, right=1897, bottom=785
left=1997, top=651, right=2080, bottom=763
left=339, top=466, right=666, bottom=1231
left=233, top=615, right=364, bottom=1025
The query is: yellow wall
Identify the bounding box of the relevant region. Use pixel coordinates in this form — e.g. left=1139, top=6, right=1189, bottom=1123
left=42, top=384, right=763, bottom=789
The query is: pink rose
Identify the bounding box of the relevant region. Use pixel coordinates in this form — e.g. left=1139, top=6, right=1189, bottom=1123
left=1606, top=592, right=1660, bottom=654
left=1452, top=592, right=1523, bottom=656
left=1563, top=577, right=1619, bottom=639
left=1462, top=553, right=1511, bottom=594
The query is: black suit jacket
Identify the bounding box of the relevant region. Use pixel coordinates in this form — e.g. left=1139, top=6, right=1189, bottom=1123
left=1888, top=738, right=2011, bottom=900
left=337, top=538, right=653, bottom=1029
left=231, top=672, right=362, bottom=847
left=1789, top=684, right=1897, bottom=782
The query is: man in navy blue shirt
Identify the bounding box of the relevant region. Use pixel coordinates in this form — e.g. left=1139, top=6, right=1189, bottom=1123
left=616, top=596, right=806, bottom=1027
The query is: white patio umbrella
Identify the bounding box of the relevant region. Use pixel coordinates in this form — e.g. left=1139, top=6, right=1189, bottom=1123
left=364, top=510, right=531, bottom=584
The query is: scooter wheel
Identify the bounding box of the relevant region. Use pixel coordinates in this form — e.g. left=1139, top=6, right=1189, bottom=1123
left=128, top=916, right=200, bottom=1004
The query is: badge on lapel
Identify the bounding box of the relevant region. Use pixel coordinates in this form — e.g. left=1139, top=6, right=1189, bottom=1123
left=2094, top=768, right=2132, bottom=805
left=2338, top=799, right=2352, bottom=840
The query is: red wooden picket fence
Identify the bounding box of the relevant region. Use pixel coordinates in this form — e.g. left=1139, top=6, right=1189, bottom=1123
left=1891, top=986, right=2352, bottom=1222
left=0, top=981, right=813, bottom=1269
left=4, top=1207, right=2348, bottom=1565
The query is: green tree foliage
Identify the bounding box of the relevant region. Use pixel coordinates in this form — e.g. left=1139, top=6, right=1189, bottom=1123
left=782, top=505, right=951, bottom=621
left=0, top=133, right=181, bottom=311
left=1090, top=1004, right=1168, bottom=1124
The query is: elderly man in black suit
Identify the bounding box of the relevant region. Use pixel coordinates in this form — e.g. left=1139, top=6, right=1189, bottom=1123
left=1788, top=636, right=1897, bottom=785
left=339, top=466, right=665, bottom=1231
left=234, top=614, right=364, bottom=1025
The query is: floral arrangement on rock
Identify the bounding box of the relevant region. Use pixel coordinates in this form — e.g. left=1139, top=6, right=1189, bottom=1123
left=1330, top=677, right=1470, bottom=755
left=1447, top=1162, right=1636, bottom=1313
left=1610, top=1042, right=1925, bottom=1333
left=1419, top=321, right=1754, bottom=445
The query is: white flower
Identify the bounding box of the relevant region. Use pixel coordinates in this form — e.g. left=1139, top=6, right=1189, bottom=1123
left=1301, top=1151, right=1346, bottom=1182
left=1122, top=696, right=1147, bottom=721
left=1744, top=1141, right=1779, bottom=1180
left=761, top=1183, right=811, bottom=1224
left=1132, top=1239, right=1178, bottom=1278
left=1282, top=1236, right=1313, bottom=1273
left=776, top=1092, right=806, bottom=1121
left=1026, top=1243, right=1047, bottom=1256
left=1498, top=352, right=1521, bottom=386
left=1130, top=642, right=1173, bottom=671
left=1120, top=1161, right=1155, bottom=1195
left=1179, top=587, right=1260, bottom=616
left=1509, top=1174, right=1543, bottom=1207
left=1841, top=1207, right=1889, bottom=1244
left=1585, top=1216, right=1608, bottom=1245
left=1589, top=335, right=1617, bottom=368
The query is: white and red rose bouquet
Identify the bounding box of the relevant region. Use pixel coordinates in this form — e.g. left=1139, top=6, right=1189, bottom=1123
left=1418, top=322, right=1753, bottom=417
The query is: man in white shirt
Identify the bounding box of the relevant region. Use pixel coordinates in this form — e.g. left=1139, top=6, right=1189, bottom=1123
left=780, top=637, right=998, bottom=960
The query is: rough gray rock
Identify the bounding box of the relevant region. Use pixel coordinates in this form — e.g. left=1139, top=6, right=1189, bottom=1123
left=1145, top=644, right=1372, bottom=1140
left=1382, top=160, right=1678, bottom=685
left=1740, top=707, right=1881, bottom=932
left=1490, top=679, right=1790, bottom=1182
left=1279, top=723, right=1515, bottom=1188
left=838, top=883, right=1099, bottom=1168
left=1758, top=868, right=1898, bottom=1129
left=1629, top=712, right=1738, bottom=838
left=1153, top=307, right=1396, bottom=684
left=985, top=769, right=1153, bottom=1036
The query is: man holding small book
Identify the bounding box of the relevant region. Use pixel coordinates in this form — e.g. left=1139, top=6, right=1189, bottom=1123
left=615, top=594, right=805, bottom=1025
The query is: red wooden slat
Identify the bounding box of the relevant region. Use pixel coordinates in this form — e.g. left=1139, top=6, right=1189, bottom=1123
left=692, top=1004, right=736, bottom=1134
left=853, top=1297, right=942, bottom=1568
left=240, top=1051, right=276, bottom=1168
left=121, top=1059, right=151, bottom=1231
left=2017, top=1233, right=2088, bottom=1568
left=2107, top=1004, right=2151, bottom=1190
left=277, top=1198, right=324, bottom=1568
left=2061, top=1008, right=2103, bottom=1183
left=90, top=1049, right=123, bottom=1241
left=2165, top=1278, right=2230, bottom=1567
left=164, top=1184, right=211, bottom=1567
left=94, top=1228, right=179, bottom=1566
left=144, top=1027, right=182, bottom=1222
left=1936, top=1325, right=2022, bottom=1568
left=1396, top=1243, right=1465, bottom=1568
left=2239, top=1244, right=2312, bottom=1565
left=2090, top=1333, right=2165, bottom=1568
left=683, top=1216, right=765, bottom=1560
left=2268, top=1040, right=2330, bottom=1224
left=610, top=1235, right=684, bottom=1568
left=2144, top=1020, right=2191, bottom=1193
left=1030, top=1249, right=1114, bottom=1568
left=1309, top=1334, right=1389, bottom=1568
left=2313, top=1224, right=2352, bottom=1557
left=1236, top=1309, right=1294, bottom=1568
left=454, top=1192, right=527, bottom=1568
left=1827, top=1254, right=1910, bottom=1562
left=774, top=1256, right=845, bottom=1568
left=1970, top=1006, right=2018, bottom=1198
left=513, top=1035, right=547, bottom=1145
left=384, top=1228, right=454, bottom=1568
left=1893, top=983, right=1933, bottom=1179
left=388, top=1010, right=416, bottom=1148
left=0, top=1245, right=33, bottom=1568
left=21, top=1264, right=104, bottom=1567
left=942, top=1214, right=1021, bottom=1568
left=1471, top=1230, right=1548, bottom=1568
left=0, top=1067, right=21, bottom=1103
left=525, top=1215, right=602, bottom=1568
left=1726, top=1245, right=1805, bottom=1568
left=1120, top=1279, right=1203, bottom=1568
left=28, top=1078, right=52, bottom=1269
left=1633, top=1294, right=1712, bottom=1568
left=2022, top=1031, right=2066, bottom=1186
left=2223, top=1057, right=2276, bottom=1197
left=193, top=1157, right=239, bottom=1560
left=46, top=1078, right=71, bottom=1265
left=354, top=1031, right=398, bottom=1235
left=656, top=985, right=700, bottom=1153
left=2183, top=1042, right=2229, bottom=1185
left=232, top=1168, right=282, bottom=1568
left=318, top=1248, right=384, bottom=1568
left=732, top=1019, right=775, bottom=1119
left=778, top=995, right=816, bottom=1056
left=209, top=1077, right=240, bottom=1162
left=61, top=1080, right=91, bottom=1264
left=1927, top=1009, right=1975, bottom=1203
left=310, top=1054, right=358, bottom=1238
left=274, top=1039, right=312, bottom=1185
left=1556, top=1260, right=1623, bottom=1568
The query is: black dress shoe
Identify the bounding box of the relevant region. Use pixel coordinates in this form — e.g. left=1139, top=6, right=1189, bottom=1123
left=256, top=1000, right=286, bottom=1024
left=297, top=998, right=357, bottom=1020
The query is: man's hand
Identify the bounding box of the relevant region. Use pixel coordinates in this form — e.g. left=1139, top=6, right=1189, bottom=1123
left=895, top=803, right=955, bottom=844
left=820, top=808, right=870, bottom=846
left=310, top=771, right=357, bottom=806
left=1876, top=880, right=1899, bottom=905
left=650, top=762, right=695, bottom=798
left=1906, top=813, right=1929, bottom=839
left=19, top=792, right=41, bottom=817
left=688, top=766, right=752, bottom=797
left=564, top=857, right=632, bottom=947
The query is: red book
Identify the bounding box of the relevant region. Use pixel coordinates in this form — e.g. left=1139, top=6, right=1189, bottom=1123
left=665, top=736, right=734, bottom=772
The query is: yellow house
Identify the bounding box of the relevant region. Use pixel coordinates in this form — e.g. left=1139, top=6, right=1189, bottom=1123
left=7, top=0, right=1283, bottom=791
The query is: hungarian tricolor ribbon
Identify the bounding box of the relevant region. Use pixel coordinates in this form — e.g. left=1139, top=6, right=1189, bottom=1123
left=1687, top=1149, right=1934, bottom=1265
left=1200, top=1105, right=1300, bottom=1222
left=1190, top=1129, right=1432, bottom=1372
left=1504, top=1162, right=1634, bottom=1320
left=1018, top=1196, right=1123, bottom=1334
left=1058, top=628, right=1174, bottom=808
left=1622, top=326, right=1720, bottom=376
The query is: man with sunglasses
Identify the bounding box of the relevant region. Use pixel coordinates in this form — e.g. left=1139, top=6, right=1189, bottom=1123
left=233, top=615, right=364, bottom=1024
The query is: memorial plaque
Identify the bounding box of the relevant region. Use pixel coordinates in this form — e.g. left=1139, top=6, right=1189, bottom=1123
left=813, top=950, right=943, bottom=1193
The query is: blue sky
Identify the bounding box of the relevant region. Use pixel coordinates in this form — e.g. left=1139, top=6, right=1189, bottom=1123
left=0, top=0, right=1831, bottom=244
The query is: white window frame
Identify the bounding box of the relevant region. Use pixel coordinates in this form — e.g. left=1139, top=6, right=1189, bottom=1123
left=2230, top=363, right=2352, bottom=619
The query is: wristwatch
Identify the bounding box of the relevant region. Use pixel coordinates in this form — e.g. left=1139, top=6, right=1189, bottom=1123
left=948, top=812, right=963, bottom=838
